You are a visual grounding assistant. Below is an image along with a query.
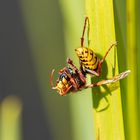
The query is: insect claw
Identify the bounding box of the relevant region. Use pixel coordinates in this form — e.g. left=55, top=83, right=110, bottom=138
left=126, top=69, right=131, bottom=74
left=120, top=70, right=131, bottom=78
left=67, top=58, right=73, bottom=64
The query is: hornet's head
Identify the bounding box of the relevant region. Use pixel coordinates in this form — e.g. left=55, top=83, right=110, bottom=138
left=50, top=68, right=73, bottom=96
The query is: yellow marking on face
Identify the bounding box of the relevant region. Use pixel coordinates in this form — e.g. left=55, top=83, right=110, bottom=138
left=57, top=81, right=63, bottom=88
left=62, top=77, right=68, bottom=84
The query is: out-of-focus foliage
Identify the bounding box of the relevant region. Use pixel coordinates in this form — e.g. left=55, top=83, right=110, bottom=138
left=1, top=96, right=22, bottom=140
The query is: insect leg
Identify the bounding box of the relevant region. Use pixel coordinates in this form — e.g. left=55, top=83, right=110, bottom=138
left=102, top=42, right=117, bottom=62
left=67, top=58, right=79, bottom=72
left=67, top=58, right=86, bottom=83
left=60, top=85, right=73, bottom=96
left=97, top=42, right=117, bottom=75
left=52, top=84, right=72, bottom=96
left=81, top=17, right=90, bottom=47
left=85, top=68, right=99, bottom=77
left=69, top=77, right=80, bottom=89
left=85, top=70, right=130, bottom=89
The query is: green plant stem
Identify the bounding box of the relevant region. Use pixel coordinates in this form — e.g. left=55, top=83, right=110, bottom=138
left=126, top=0, right=139, bottom=139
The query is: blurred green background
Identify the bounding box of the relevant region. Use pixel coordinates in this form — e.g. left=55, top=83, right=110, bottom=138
left=0, top=0, right=71, bottom=140
left=0, top=0, right=140, bottom=140
left=0, top=0, right=93, bottom=140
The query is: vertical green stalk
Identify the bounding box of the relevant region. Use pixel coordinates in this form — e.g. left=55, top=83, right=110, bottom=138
left=86, top=0, right=125, bottom=139
left=126, top=0, right=139, bottom=139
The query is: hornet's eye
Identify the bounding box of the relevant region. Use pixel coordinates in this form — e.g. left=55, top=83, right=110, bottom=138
left=68, top=68, right=73, bottom=75
left=59, top=73, right=67, bottom=80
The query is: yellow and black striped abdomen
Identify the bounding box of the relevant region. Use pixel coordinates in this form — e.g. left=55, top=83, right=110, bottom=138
left=75, top=47, right=99, bottom=70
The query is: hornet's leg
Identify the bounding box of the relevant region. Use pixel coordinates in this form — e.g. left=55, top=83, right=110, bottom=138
left=97, top=42, right=117, bottom=76
left=67, top=58, right=86, bottom=83
left=81, top=17, right=90, bottom=47
left=85, top=70, right=130, bottom=89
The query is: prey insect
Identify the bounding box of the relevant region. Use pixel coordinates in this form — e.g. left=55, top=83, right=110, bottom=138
left=50, top=58, right=130, bottom=96
left=50, top=17, right=130, bottom=96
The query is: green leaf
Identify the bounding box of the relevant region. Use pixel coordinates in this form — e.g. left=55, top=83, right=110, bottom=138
left=86, top=0, right=125, bottom=139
